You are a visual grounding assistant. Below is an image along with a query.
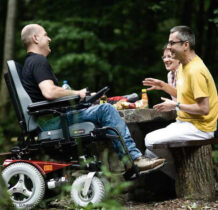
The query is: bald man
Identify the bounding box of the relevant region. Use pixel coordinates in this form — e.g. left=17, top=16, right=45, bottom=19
left=20, top=24, right=165, bottom=173
left=21, top=24, right=86, bottom=101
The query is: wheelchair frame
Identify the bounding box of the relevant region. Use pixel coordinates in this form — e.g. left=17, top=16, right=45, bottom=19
left=1, top=60, right=139, bottom=209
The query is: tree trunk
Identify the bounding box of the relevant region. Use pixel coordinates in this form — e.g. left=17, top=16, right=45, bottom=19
left=172, top=145, right=215, bottom=201
left=0, top=0, right=17, bottom=121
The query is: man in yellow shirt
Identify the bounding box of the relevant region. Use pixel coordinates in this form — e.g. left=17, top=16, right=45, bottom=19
left=144, top=25, right=218, bottom=178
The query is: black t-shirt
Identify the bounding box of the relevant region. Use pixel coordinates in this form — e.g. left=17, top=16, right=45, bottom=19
left=22, top=53, right=58, bottom=102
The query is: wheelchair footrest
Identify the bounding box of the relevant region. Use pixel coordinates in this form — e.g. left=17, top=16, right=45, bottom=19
left=123, top=165, right=140, bottom=180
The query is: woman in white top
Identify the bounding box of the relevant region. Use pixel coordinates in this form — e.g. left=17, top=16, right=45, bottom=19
left=162, top=45, right=180, bottom=101
left=143, top=45, right=180, bottom=101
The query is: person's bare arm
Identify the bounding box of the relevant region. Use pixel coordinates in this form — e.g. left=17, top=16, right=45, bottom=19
left=154, top=97, right=209, bottom=115
left=38, top=80, right=86, bottom=100
left=142, top=78, right=177, bottom=98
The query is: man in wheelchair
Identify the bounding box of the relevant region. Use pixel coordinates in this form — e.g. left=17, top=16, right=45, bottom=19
left=20, top=23, right=165, bottom=172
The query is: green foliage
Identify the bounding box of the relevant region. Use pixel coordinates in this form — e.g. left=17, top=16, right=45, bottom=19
left=0, top=127, right=4, bottom=147
left=37, top=150, right=132, bottom=209
left=69, top=150, right=132, bottom=209
left=0, top=104, right=20, bottom=152
left=0, top=169, right=15, bottom=210
left=14, top=1, right=172, bottom=94
left=12, top=0, right=218, bottom=96
left=1, top=0, right=218, bottom=144
left=209, top=9, right=218, bottom=26
left=92, top=150, right=132, bottom=210
left=212, top=149, right=218, bottom=163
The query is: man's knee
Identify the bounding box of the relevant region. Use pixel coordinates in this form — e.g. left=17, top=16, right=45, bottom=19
left=144, top=131, right=160, bottom=147
left=100, top=102, right=112, bottom=108
left=99, top=103, right=117, bottom=113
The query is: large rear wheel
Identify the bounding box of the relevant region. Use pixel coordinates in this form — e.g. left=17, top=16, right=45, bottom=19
left=2, top=162, right=45, bottom=209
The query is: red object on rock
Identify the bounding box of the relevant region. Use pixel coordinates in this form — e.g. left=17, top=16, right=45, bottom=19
left=107, top=96, right=127, bottom=101
left=107, top=96, right=127, bottom=104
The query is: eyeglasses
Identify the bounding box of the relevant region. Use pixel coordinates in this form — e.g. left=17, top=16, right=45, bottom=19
left=167, top=40, right=186, bottom=46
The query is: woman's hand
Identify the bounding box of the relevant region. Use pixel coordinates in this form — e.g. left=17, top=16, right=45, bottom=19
left=142, top=78, right=166, bottom=91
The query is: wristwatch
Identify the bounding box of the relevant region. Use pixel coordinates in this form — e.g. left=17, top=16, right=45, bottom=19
left=175, top=102, right=181, bottom=111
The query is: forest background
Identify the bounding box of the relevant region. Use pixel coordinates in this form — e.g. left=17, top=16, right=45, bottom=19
left=0, top=0, right=218, bottom=149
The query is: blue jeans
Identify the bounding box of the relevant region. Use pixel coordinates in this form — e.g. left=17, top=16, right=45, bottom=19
left=41, top=103, right=142, bottom=160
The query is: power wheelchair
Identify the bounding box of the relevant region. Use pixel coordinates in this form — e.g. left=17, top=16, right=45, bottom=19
left=1, top=60, right=142, bottom=209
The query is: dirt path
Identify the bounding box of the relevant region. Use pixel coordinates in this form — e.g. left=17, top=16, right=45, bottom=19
left=125, top=198, right=218, bottom=210
left=43, top=195, right=218, bottom=210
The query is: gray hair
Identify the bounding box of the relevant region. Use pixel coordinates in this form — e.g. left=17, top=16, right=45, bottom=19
left=170, top=26, right=195, bottom=50
left=21, top=24, right=41, bottom=48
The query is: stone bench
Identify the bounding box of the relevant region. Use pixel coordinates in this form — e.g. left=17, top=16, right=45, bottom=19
left=152, top=138, right=218, bottom=201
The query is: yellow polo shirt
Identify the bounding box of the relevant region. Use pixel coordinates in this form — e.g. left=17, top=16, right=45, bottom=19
left=176, top=56, right=218, bottom=132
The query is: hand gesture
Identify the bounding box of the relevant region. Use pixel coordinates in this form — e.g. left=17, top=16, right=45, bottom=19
left=153, top=97, right=176, bottom=112
left=142, top=78, right=165, bottom=91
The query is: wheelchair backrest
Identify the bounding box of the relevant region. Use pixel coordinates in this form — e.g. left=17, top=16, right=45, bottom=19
left=5, top=60, right=38, bottom=133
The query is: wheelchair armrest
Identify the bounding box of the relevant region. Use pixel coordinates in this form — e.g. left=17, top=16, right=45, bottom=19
left=28, top=95, right=80, bottom=112
left=85, top=86, right=110, bottom=103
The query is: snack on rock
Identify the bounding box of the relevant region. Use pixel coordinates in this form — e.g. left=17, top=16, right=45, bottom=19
left=113, top=100, right=136, bottom=110
left=129, top=103, right=136, bottom=109
left=135, top=99, right=148, bottom=109
left=113, top=102, right=123, bottom=110
left=121, top=102, right=136, bottom=109
left=113, top=99, right=125, bottom=110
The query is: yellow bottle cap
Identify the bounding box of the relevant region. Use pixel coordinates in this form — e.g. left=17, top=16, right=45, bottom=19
left=142, top=89, right=147, bottom=93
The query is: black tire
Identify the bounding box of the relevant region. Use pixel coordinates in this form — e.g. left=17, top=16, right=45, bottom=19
left=2, top=162, right=45, bottom=209
left=71, top=175, right=105, bottom=207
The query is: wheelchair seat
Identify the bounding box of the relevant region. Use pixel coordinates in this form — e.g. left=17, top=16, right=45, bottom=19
left=5, top=60, right=96, bottom=146
left=38, top=122, right=96, bottom=141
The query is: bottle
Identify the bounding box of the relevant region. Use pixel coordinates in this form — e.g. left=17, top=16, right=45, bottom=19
left=141, top=89, right=148, bottom=108
left=62, top=80, right=71, bottom=90
left=100, top=94, right=107, bottom=104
